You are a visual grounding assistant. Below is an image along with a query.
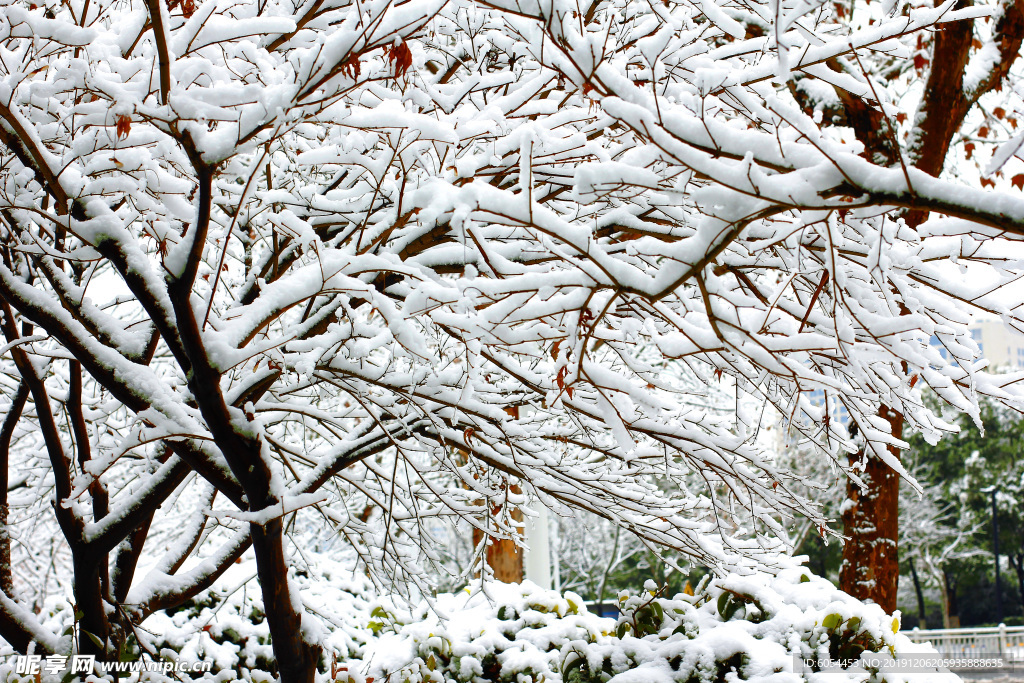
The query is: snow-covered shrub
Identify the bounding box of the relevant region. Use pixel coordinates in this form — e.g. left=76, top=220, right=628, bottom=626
left=137, top=564, right=374, bottom=681
left=354, top=583, right=603, bottom=683
left=349, top=563, right=961, bottom=683
left=0, top=562, right=376, bottom=683
left=3, top=561, right=963, bottom=683
left=560, top=566, right=961, bottom=683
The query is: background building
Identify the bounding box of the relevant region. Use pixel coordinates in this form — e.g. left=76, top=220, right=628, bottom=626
left=931, top=319, right=1024, bottom=368
left=805, top=319, right=1024, bottom=428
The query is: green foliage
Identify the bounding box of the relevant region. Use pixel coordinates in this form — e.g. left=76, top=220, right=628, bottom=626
left=815, top=612, right=884, bottom=667
left=165, top=592, right=219, bottom=618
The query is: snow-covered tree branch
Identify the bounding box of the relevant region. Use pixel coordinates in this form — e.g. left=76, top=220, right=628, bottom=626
left=1, top=0, right=1024, bottom=677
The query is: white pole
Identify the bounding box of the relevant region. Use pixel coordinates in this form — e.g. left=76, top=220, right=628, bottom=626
left=551, top=513, right=561, bottom=592
left=523, top=506, right=552, bottom=589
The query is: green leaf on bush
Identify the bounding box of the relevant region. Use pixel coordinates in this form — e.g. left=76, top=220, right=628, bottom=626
left=615, top=621, right=630, bottom=638
left=800, top=574, right=810, bottom=583
left=561, top=654, right=589, bottom=683
left=83, top=629, right=105, bottom=650
left=636, top=610, right=659, bottom=636
left=822, top=613, right=842, bottom=631
left=717, top=592, right=730, bottom=616
left=717, top=592, right=744, bottom=621
left=846, top=617, right=861, bottom=633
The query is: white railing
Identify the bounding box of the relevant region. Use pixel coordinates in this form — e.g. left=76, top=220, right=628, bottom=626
left=907, top=625, right=1024, bottom=663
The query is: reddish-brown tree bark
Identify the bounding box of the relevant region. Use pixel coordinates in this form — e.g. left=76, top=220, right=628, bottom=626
left=839, top=407, right=905, bottom=611
left=473, top=508, right=525, bottom=583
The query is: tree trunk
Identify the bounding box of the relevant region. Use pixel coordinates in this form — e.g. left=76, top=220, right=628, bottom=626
left=840, top=406, right=903, bottom=612
left=0, top=306, right=114, bottom=654
left=166, top=167, right=323, bottom=683
left=251, top=519, right=320, bottom=683
left=939, top=573, right=951, bottom=629
left=74, top=551, right=111, bottom=658
left=939, top=568, right=960, bottom=629
left=487, top=536, right=524, bottom=583
left=1018, top=554, right=1024, bottom=617
left=471, top=474, right=524, bottom=583
left=473, top=507, right=524, bottom=583
left=909, top=558, right=927, bottom=629
left=1011, top=553, right=1024, bottom=617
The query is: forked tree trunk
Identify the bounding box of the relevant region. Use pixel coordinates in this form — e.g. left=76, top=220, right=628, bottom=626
left=0, top=305, right=113, bottom=655
left=168, top=166, right=322, bottom=683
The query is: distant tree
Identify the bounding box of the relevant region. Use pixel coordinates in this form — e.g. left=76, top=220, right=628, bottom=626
left=954, top=431, right=1024, bottom=620
left=900, top=472, right=983, bottom=629
left=901, top=398, right=1024, bottom=625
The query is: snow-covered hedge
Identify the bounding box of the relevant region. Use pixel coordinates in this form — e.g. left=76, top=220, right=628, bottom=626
left=350, top=564, right=960, bottom=683
left=4, top=561, right=962, bottom=683
left=1, top=564, right=374, bottom=683
left=140, top=566, right=373, bottom=680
